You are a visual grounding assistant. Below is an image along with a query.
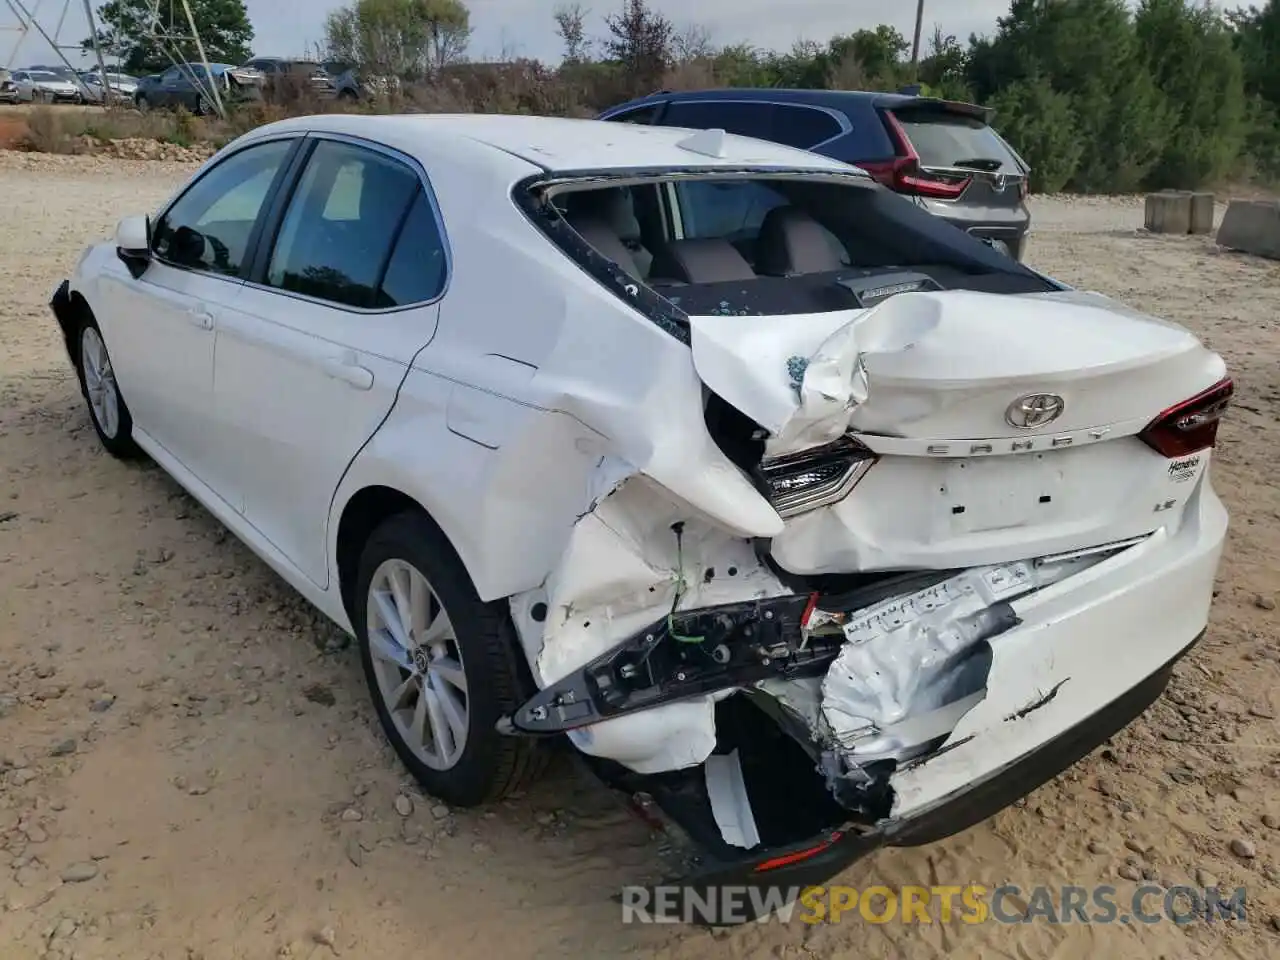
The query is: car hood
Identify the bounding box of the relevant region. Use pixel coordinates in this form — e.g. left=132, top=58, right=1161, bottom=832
left=687, top=288, right=1223, bottom=457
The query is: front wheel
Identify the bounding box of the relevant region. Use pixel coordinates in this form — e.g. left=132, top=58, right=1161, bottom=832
left=75, top=320, right=140, bottom=459
left=354, top=510, right=547, bottom=807
left=135, top=94, right=149, bottom=112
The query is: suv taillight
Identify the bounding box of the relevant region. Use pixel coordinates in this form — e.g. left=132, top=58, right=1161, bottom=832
left=858, top=111, right=973, bottom=201
left=1138, top=377, right=1234, bottom=458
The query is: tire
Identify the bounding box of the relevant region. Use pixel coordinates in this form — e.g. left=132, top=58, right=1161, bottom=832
left=135, top=94, right=149, bottom=112
left=354, top=510, right=547, bottom=806
left=74, top=317, right=140, bottom=459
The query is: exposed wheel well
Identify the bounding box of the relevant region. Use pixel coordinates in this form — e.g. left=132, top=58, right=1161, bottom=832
left=334, top=485, right=545, bottom=700
left=335, top=485, right=424, bottom=623
left=53, top=290, right=94, bottom=366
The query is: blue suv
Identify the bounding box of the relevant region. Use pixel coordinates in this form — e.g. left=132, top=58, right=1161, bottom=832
left=598, top=88, right=1032, bottom=261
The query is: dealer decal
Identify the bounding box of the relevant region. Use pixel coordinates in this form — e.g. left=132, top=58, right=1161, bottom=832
left=1167, top=454, right=1202, bottom=483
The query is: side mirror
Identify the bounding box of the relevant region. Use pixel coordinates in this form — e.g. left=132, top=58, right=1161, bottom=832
left=115, top=214, right=152, bottom=278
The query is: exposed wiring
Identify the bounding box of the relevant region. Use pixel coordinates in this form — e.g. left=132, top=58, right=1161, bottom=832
left=666, top=521, right=706, bottom=644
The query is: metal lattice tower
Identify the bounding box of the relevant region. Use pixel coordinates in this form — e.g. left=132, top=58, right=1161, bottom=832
left=2, top=0, right=225, bottom=116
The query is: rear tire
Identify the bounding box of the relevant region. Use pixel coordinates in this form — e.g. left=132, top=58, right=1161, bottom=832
left=74, top=318, right=140, bottom=460
left=354, top=510, right=548, bottom=807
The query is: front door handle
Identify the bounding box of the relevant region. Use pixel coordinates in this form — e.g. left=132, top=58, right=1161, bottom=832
left=321, top=352, right=374, bottom=390
left=187, top=308, right=214, bottom=330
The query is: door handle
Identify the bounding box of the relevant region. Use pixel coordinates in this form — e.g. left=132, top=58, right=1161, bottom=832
left=321, top=352, right=374, bottom=390
left=187, top=308, right=214, bottom=330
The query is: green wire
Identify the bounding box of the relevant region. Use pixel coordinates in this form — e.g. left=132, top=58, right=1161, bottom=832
left=668, top=528, right=706, bottom=645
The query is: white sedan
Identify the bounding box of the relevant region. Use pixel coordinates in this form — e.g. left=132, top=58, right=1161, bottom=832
left=51, top=113, right=1231, bottom=916
left=11, top=68, right=82, bottom=103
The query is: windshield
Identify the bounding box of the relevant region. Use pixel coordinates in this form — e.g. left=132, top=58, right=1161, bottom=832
left=530, top=171, right=1052, bottom=322
left=28, top=71, right=60, bottom=80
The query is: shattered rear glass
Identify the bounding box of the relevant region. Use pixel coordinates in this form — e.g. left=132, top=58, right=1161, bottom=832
left=528, top=170, right=1054, bottom=327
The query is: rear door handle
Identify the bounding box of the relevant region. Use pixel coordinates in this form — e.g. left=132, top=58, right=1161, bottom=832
left=321, top=352, right=374, bottom=390
left=187, top=308, right=214, bottom=330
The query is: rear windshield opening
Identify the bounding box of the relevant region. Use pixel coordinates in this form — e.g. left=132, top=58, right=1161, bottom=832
left=531, top=171, right=1053, bottom=320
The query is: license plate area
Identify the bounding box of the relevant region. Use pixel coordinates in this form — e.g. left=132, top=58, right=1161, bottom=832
left=940, top=453, right=1062, bottom=533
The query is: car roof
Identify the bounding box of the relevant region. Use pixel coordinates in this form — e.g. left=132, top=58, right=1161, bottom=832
left=608, top=88, right=990, bottom=121
left=254, top=113, right=864, bottom=175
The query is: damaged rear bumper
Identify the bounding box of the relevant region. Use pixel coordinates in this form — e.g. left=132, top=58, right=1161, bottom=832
left=626, top=627, right=1202, bottom=925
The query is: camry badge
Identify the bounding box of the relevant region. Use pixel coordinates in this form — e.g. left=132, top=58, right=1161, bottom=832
left=1005, top=393, right=1066, bottom=429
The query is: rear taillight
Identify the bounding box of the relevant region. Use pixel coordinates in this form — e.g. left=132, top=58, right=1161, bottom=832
left=756, top=436, right=877, bottom=518
left=1138, top=377, right=1233, bottom=458
left=863, top=111, right=973, bottom=200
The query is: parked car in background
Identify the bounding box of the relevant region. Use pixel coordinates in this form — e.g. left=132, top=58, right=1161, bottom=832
left=51, top=114, right=1231, bottom=922
left=599, top=88, right=1032, bottom=261
left=241, top=57, right=336, bottom=101
left=0, top=69, right=18, bottom=104
left=134, top=62, right=263, bottom=114
left=10, top=68, right=82, bottom=103
left=78, top=69, right=139, bottom=105
left=320, top=60, right=399, bottom=100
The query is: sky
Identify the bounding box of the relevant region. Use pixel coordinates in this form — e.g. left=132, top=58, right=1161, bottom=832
left=2, top=0, right=1015, bottom=71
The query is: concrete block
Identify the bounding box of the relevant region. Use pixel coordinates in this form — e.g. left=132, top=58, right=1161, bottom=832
left=1216, top=199, right=1280, bottom=260
left=1144, top=191, right=1192, bottom=234
left=1189, top=192, right=1215, bottom=235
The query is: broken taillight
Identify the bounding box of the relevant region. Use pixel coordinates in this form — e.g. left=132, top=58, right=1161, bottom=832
left=757, top=436, right=877, bottom=519
left=1138, top=377, right=1234, bottom=458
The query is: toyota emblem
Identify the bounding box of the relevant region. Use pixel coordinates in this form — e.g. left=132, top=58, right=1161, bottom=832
left=1005, top=393, right=1066, bottom=429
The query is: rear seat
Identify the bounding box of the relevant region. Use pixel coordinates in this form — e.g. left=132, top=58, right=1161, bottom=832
left=563, top=188, right=653, bottom=281
left=649, top=238, right=757, bottom=284
left=755, top=206, right=849, bottom=276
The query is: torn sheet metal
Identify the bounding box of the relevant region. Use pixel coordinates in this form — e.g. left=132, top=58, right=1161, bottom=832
left=689, top=289, right=1220, bottom=459
left=819, top=549, right=1121, bottom=775
left=509, top=474, right=789, bottom=774
left=688, top=294, right=941, bottom=460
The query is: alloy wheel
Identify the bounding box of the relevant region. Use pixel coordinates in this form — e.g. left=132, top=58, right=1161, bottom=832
left=80, top=326, right=120, bottom=440
left=366, top=558, right=470, bottom=771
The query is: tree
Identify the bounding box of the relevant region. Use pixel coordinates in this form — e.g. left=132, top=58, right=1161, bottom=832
left=671, top=22, right=714, bottom=63
left=553, top=3, right=590, bottom=64
left=1135, top=0, right=1247, bottom=188
left=86, top=0, right=253, bottom=75
left=967, top=0, right=1171, bottom=192
left=324, top=0, right=471, bottom=78
left=603, top=0, right=673, bottom=92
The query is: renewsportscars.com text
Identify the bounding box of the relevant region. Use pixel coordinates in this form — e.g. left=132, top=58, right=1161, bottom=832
left=620, top=883, right=1250, bottom=926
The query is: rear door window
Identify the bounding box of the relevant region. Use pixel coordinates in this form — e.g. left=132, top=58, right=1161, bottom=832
left=771, top=105, right=842, bottom=149
left=661, top=101, right=775, bottom=141
left=893, top=110, right=1020, bottom=172
left=265, top=139, right=421, bottom=308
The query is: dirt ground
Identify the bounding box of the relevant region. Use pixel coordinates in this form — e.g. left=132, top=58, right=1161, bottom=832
left=0, top=151, right=1277, bottom=960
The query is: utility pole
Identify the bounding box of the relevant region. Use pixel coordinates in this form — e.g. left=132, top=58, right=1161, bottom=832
left=910, top=0, right=925, bottom=79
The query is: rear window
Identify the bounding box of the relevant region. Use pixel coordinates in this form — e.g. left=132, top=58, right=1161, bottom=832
left=893, top=109, right=1021, bottom=173
left=530, top=171, right=1053, bottom=325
